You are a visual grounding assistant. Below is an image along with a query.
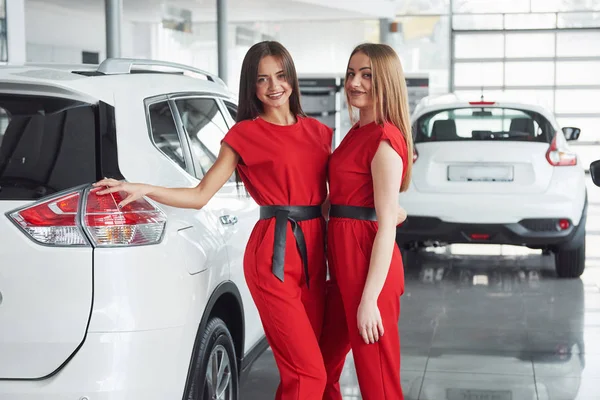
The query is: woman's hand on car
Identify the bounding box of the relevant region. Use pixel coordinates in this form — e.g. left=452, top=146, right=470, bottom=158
left=93, top=178, right=151, bottom=208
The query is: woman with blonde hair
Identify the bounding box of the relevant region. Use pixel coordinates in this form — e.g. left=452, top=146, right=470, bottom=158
left=319, top=43, right=414, bottom=399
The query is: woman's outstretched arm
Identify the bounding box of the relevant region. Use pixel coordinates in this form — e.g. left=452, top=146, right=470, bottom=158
left=93, top=143, right=239, bottom=209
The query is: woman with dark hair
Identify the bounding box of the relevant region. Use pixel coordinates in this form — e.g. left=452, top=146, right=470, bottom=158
left=320, top=43, right=414, bottom=400
left=93, top=41, right=332, bottom=399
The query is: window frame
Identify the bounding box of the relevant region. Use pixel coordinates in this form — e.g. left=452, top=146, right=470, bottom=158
left=168, top=93, right=238, bottom=182
left=217, top=98, right=244, bottom=189
left=221, top=99, right=238, bottom=125
left=144, top=95, right=195, bottom=176
left=145, top=92, right=240, bottom=185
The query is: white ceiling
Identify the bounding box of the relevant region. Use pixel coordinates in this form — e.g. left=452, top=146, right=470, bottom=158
left=27, top=0, right=400, bottom=22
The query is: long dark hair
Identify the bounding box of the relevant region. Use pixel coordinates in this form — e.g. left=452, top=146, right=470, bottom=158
left=236, top=41, right=305, bottom=122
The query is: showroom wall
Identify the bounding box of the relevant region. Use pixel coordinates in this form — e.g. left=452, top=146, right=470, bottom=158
left=25, top=1, right=134, bottom=64
left=4, top=0, right=26, bottom=64
left=24, top=0, right=379, bottom=91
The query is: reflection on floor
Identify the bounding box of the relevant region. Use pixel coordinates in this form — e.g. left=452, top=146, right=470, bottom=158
left=242, top=180, right=600, bottom=400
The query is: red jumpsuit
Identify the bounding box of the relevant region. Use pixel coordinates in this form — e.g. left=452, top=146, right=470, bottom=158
left=320, top=121, right=408, bottom=400
left=222, top=116, right=332, bottom=399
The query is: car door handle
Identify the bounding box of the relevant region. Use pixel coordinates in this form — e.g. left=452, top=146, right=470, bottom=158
left=220, top=215, right=238, bottom=225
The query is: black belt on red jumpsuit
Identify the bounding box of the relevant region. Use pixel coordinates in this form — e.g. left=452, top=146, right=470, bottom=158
left=259, top=205, right=322, bottom=288
left=329, top=204, right=378, bottom=221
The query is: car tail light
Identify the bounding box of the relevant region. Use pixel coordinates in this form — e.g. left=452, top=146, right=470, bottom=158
left=83, top=187, right=166, bottom=246
left=546, top=133, right=577, bottom=166
left=469, top=101, right=495, bottom=106
left=9, top=191, right=88, bottom=246
left=558, top=219, right=570, bottom=230
left=7, top=185, right=166, bottom=247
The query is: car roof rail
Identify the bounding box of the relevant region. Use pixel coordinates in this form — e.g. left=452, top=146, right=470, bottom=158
left=97, top=58, right=226, bottom=86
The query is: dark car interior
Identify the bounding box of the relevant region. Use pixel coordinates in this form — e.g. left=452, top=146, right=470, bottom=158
left=415, top=107, right=553, bottom=143
left=0, top=94, right=120, bottom=200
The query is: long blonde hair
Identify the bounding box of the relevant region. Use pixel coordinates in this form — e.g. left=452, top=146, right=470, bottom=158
left=346, top=43, right=414, bottom=192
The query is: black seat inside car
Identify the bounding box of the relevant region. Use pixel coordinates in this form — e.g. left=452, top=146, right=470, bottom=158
left=431, top=119, right=458, bottom=141
left=510, top=117, right=535, bottom=135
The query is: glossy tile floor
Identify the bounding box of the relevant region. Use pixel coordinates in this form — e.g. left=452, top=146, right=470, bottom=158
left=242, top=178, right=600, bottom=400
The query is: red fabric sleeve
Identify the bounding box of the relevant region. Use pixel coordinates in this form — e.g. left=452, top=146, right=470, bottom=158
left=221, top=121, right=252, bottom=165
left=369, top=123, right=408, bottom=166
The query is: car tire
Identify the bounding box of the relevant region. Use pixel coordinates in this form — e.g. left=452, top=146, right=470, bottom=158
left=188, top=317, right=239, bottom=400
left=401, top=244, right=426, bottom=269
left=555, top=241, right=586, bottom=278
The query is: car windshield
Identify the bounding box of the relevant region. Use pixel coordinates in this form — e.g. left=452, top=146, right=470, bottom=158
left=414, top=107, right=553, bottom=144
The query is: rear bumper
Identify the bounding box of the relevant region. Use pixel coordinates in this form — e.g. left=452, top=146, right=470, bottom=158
left=0, top=328, right=189, bottom=399
left=396, top=216, right=580, bottom=247
left=397, top=171, right=588, bottom=247
left=398, top=172, right=587, bottom=226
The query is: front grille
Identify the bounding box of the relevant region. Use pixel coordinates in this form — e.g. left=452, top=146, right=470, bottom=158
left=519, top=219, right=559, bottom=232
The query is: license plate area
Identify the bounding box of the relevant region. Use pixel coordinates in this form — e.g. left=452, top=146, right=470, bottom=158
left=448, top=164, right=514, bottom=182
left=446, top=389, right=512, bottom=400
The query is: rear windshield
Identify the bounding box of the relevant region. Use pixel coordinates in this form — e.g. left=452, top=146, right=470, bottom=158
left=0, top=94, right=100, bottom=200
left=414, top=107, right=553, bottom=144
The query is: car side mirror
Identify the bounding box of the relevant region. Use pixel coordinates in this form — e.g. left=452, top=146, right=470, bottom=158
left=591, top=160, right=600, bottom=187
left=562, top=127, right=581, bottom=141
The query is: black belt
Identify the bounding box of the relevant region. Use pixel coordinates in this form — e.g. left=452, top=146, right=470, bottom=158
left=259, top=205, right=322, bottom=287
left=330, top=205, right=378, bottom=221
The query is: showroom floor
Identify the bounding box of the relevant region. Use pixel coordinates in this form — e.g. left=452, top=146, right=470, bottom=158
left=242, top=177, right=600, bottom=400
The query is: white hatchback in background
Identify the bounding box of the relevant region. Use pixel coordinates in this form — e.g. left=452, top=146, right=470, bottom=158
left=397, top=94, right=588, bottom=278
left=0, top=59, right=265, bottom=399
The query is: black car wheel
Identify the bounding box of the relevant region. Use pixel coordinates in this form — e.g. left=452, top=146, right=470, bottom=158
left=189, top=317, right=238, bottom=400
left=555, top=240, right=586, bottom=278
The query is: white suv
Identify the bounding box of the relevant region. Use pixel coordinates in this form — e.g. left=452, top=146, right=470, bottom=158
left=397, top=94, right=588, bottom=278
left=0, top=59, right=265, bottom=399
